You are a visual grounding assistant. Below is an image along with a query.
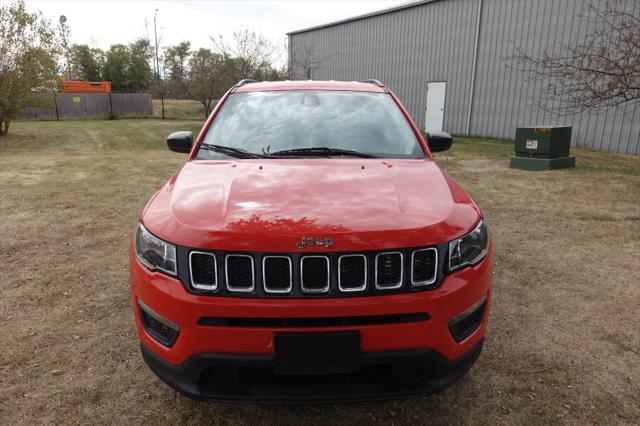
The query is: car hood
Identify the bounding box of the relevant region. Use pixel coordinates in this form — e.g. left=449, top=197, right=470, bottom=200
left=142, top=159, right=481, bottom=252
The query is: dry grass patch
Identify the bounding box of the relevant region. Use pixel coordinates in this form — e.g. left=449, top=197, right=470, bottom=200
left=152, top=99, right=208, bottom=120
left=1, top=121, right=639, bottom=424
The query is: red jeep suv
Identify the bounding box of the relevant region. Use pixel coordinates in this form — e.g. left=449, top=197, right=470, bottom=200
left=130, top=79, right=492, bottom=402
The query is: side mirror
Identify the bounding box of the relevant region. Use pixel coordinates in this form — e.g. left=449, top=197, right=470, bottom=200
left=426, top=131, right=453, bottom=153
left=167, top=131, right=193, bottom=153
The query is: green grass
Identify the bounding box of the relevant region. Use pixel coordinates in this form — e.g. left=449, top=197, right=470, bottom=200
left=442, top=134, right=640, bottom=173
left=1, top=119, right=639, bottom=424
left=0, top=119, right=204, bottom=153
left=449, top=135, right=514, bottom=159
left=152, top=99, right=209, bottom=120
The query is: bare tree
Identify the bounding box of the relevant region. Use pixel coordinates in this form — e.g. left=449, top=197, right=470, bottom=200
left=289, top=41, right=334, bottom=80
left=212, top=27, right=276, bottom=81
left=511, top=0, right=640, bottom=116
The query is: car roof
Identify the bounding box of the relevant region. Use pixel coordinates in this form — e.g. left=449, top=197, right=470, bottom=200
left=233, top=80, right=387, bottom=93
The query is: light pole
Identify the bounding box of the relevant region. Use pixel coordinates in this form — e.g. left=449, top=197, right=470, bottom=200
left=153, top=9, right=160, bottom=79
left=153, top=8, right=164, bottom=118
left=59, top=15, right=72, bottom=80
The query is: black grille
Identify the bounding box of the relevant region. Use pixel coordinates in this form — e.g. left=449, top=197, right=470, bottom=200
left=411, top=249, right=437, bottom=285
left=339, top=255, right=366, bottom=291
left=263, top=257, right=291, bottom=293
left=301, top=256, right=329, bottom=292
left=190, top=252, right=217, bottom=289
left=376, top=252, right=403, bottom=289
left=178, top=244, right=446, bottom=297
left=226, top=255, right=254, bottom=291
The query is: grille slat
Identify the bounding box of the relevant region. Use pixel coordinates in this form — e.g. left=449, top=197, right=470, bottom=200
left=375, top=252, right=403, bottom=289
left=301, top=256, right=330, bottom=293
left=411, top=248, right=438, bottom=286
left=338, top=255, right=367, bottom=292
left=225, top=255, right=255, bottom=292
left=263, top=256, right=292, bottom=293
left=189, top=252, right=217, bottom=290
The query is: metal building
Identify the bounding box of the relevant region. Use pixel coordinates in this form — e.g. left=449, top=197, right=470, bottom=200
left=287, top=0, right=639, bottom=155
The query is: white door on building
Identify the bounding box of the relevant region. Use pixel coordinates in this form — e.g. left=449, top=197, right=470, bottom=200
left=425, top=82, right=446, bottom=133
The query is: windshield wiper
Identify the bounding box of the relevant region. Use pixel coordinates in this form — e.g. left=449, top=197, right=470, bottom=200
left=199, top=144, right=268, bottom=159
left=270, top=147, right=378, bottom=158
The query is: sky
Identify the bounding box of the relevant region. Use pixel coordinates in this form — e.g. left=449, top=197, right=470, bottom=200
left=23, top=0, right=408, bottom=65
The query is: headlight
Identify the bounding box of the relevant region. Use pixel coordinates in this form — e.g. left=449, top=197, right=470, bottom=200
left=449, top=220, right=488, bottom=271
left=135, top=223, right=177, bottom=276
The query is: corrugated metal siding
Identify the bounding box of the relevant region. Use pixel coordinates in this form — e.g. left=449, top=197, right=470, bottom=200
left=289, top=0, right=639, bottom=155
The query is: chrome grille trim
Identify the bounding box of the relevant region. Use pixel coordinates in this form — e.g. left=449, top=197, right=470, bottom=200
left=180, top=244, right=447, bottom=298
left=338, top=254, right=367, bottom=292
left=374, top=251, right=404, bottom=290
left=225, top=254, right=255, bottom=292
left=300, top=255, right=330, bottom=293
left=189, top=251, right=218, bottom=291
left=262, top=255, right=293, bottom=294
left=411, top=247, right=438, bottom=287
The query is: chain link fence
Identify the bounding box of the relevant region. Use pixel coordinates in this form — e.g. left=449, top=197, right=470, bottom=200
left=23, top=92, right=152, bottom=120
left=151, top=97, right=209, bottom=120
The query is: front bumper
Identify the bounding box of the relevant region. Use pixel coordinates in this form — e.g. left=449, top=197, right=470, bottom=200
left=141, top=338, right=484, bottom=403
left=130, top=244, right=492, bottom=401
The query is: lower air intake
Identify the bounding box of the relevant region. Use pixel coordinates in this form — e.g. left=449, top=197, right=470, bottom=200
left=138, top=301, right=179, bottom=347
left=449, top=297, right=486, bottom=342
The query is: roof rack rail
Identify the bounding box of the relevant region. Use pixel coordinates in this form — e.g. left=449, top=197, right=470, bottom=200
left=360, top=79, right=385, bottom=88
left=234, top=79, right=258, bottom=88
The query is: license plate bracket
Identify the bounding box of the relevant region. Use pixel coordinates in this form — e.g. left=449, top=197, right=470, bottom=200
left=274, top=331, right=361, bottom=375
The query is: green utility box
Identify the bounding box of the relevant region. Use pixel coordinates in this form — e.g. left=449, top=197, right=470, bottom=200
left=510, top=126, right=575, bottom=171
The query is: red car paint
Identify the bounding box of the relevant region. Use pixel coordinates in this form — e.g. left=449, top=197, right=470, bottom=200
left=130, top=80, right=493, bottom=401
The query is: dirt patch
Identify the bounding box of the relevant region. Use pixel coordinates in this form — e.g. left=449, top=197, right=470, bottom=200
left=1, top=120, right=639, bottom=424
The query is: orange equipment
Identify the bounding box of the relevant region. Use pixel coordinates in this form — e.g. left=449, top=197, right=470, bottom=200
left=62, top=80, right=112, bottom=93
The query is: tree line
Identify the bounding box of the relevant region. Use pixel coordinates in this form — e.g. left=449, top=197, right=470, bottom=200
left=66, top=40, right=155, bottom=92
left=68, top=28, right=287, bottom=117
left=67, top=31, right=287, bottom=117
left=0, top=1, right=287, bottom=134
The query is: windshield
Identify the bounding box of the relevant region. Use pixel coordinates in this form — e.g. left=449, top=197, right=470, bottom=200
left=195, top=91, right=426, bottom=159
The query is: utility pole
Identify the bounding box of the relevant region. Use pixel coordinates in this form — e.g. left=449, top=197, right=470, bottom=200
left=153, top=9, right=165, bottom=119
left=59, top=15, right=72, bottom=80
left=153, top=9, right=160, bottom=78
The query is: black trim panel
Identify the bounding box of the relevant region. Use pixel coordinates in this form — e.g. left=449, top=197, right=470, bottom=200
left=140, top=339, right=483, bottom=403
left=197, top=312, right=430, bottom=328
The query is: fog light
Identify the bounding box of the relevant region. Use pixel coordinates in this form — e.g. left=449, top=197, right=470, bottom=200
left=448, top=295, right=486, bottom=342
left=138, top=300, right=180, bottom=347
